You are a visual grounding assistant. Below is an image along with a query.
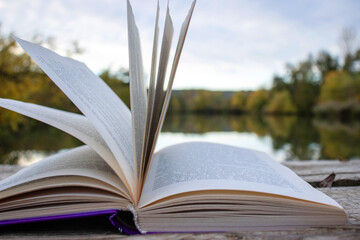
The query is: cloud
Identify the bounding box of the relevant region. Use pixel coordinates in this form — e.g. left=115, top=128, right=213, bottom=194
left=0, top=0, right=359, bottom=90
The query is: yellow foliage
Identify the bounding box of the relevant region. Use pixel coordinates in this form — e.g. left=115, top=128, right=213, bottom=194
left=265, top=90, right=297, bottom=114
left=320, top=71, right=360, bottom=102
left=230, top=91, right=247, bottom=112
left=246, top=90, right=269, bottom=113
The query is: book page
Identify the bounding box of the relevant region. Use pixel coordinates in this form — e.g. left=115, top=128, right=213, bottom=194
left=141, top=0, right=160, bottom=188
left=142, top=5, right=174, bottom=183
left=143, top=0, right=197, bottom=177
left=139, top=142, right=341, bottom=209
left=0, top=98, right=127, bottom=185
left=127, top=0, right=148, bottom=183
left=13, top=37, right=135, bottom=196
left=0, top=146, right=129, bottom=199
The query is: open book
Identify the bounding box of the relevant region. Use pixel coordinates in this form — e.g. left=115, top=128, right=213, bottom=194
left=0, top=0, right=347, bottom=234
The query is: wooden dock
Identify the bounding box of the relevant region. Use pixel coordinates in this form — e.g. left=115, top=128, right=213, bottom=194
left=0, top=160, right=359, bottom=239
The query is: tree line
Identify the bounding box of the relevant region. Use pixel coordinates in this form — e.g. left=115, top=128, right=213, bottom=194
left=1, top=28, right=360, bottom=132
left=168, top=28, right=360, bottom=119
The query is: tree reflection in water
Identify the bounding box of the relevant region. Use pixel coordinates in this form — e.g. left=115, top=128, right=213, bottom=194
left=1, top=114, right=359, bottom=165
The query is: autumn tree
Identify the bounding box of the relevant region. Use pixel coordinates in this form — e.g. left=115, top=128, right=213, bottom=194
left=265, top=90, right=297, bottom=114
left=246, top=90, right=269, bottom=113
left=230, top=91, right=247, bottom=113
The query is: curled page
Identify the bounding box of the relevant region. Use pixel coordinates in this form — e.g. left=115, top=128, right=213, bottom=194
left=127, top=0, right=148, bottom=184
left=153, top=5, right=174, bottom=106
left=13, top=37, right=136, bottom=198
left=143, top=4, right=174, bottom=178
left=0, top=98, right=127, bottom=186
left=144, top=0, right=197, bottom=176
left=141, top=0, right=160, bottom=189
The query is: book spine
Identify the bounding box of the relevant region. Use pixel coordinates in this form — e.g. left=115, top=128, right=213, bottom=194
left=109, top=207, right=142, bottom=235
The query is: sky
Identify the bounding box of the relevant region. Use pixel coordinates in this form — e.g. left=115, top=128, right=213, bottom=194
left=0, top=0, right=359, bottom=91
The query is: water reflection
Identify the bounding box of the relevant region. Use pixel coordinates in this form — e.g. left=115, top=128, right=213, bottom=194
left=314, top=119, right=360, bottom=159
left=0, top=122, right=82, bottom=165
left=161, top=114, right=360, bottom=161
left=1, top=114, right=359, bottom=165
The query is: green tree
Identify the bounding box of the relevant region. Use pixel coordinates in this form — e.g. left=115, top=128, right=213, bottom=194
left=319, top=71, right=360, bottom=102
left=315, top=51, right=339, bottom=82
left=265, top=90, right=297, bottom=114
left=99, top=69, right=130, bottom=108
left=192, top=90, right=232, bottom=113
left=286, top=55, right=319, bottom=114
left=168, top=96, right=182, bottom=113
left=314, top=71, right=360, bottom=118
left=246, top=90, right=268, bottom=113
left=230, top=91, right=247, bottom=113
left=0, top=34, right=78, bottom=129
left=271, top=75, right=288, bottom=92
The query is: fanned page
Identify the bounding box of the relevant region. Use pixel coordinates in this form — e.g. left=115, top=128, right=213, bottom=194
left=160, top=0, right=197, bottom=121
left=0, top=98, right=126, bottom=184
left=127, top=0, right=147, bottom=185
left=143, top=0, right=197, bottom=177
left=13, top=37, right=136, bottom=198
left=141, top=1, right=160, bottom=186
left=143, top=5, right=174, bottom=181
left=139, top=142, right=342, bottom=209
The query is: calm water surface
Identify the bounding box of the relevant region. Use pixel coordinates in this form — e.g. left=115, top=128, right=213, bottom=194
left=1, top=114, right=359, bottom=165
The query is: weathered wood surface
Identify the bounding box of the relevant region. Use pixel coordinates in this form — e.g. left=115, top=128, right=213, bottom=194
left=0, top=160, right=359, bottom=239
left=284, top=160, right=360, bottom=186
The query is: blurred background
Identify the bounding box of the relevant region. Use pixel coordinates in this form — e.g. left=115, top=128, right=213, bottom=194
left=0, top=0, right=359, bottom=165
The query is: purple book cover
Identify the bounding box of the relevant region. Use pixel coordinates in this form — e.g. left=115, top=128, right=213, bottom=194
left=0, top=209, right=141, bottom=235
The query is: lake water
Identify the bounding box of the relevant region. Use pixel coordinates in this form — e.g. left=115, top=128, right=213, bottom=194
left=1, top=114, right=359, bottom=166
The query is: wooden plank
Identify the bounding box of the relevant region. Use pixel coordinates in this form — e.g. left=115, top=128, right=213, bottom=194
left=283, top=160, right=360, bottom=176
left=1, top=227, right=360, bottom=240
left=1, top=222, right=359, bottom=239
left=284, top=160, right=360, bottom=178
left=319, top=187, right=360, bottom=225
left=284, top=160, right=360, bottom=186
